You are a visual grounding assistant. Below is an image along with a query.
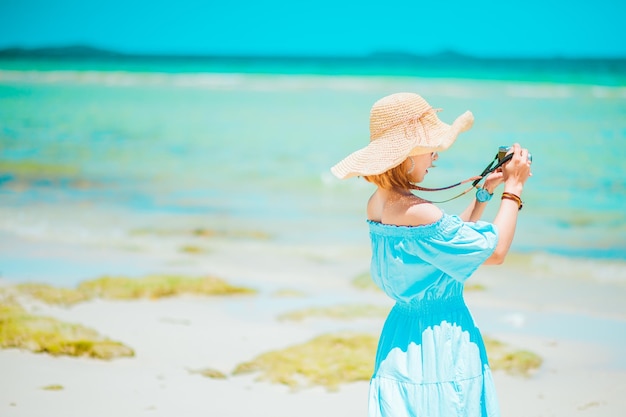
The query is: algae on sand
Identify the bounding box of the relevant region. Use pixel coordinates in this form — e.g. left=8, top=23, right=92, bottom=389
left=0, top=300, right=134, bottom=360
left=16, top=283, right=91, bottom=306
left=42, top=384, right=64, bottom=391
left=352, top=272, right=379, bottom=291
left=13, top=275, right=257, bottom=306
left=188, top=367, right=228, bottom=379
left=484, top=337, right=543, bottom=376
left=233, top=333, right=378, bottom=391
left=78, top=275, right=256, bottom=300
left=0, top=160, right=78, bottom=180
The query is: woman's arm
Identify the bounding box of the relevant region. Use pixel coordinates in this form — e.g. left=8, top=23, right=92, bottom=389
left=484, top=143, right=532, bottom=264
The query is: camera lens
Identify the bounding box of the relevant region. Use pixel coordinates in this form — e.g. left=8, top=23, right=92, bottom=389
left=497, top=146, right=510, bottom=162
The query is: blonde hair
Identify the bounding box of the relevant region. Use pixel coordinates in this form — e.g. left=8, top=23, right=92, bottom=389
left=363, top=158, right=415, bottom=190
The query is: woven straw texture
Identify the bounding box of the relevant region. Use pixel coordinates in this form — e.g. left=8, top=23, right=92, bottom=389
left=331, top=93, right=474, bottom=179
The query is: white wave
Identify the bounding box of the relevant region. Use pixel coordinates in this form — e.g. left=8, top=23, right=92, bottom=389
left=501, top=313, right=526, bottom=328
left=0, top=69, right=393, bottom=92
left=591, top=85, right=626, bottom=98
left=529, top=252, right=626, bottom=283
left=505, top=83, right=575, bottom=98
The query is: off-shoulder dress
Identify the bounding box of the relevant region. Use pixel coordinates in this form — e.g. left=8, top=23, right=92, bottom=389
left=367, top=213, right=500, bottom=417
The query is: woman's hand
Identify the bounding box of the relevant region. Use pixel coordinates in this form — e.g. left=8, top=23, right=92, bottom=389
left=483, top=170, right=504, bottom=194
left=501, top=143, right=532, bottom=194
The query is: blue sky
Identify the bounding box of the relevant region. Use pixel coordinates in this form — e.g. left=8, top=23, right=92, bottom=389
left=1, top=0, right=625, bottom=58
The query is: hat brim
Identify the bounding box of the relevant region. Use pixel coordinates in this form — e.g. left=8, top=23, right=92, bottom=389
left=331, top=110, right=474, bottom=179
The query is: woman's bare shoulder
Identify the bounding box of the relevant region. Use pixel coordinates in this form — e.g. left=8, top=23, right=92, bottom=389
left=367, top=191, right=385, bottom=222
left=383, top=196, right=442, bottom=226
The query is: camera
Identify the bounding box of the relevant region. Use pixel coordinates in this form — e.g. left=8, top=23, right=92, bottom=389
left=498, top=146, right=532, bottom=163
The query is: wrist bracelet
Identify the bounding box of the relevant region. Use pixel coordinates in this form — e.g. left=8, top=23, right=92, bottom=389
left=501, top=192, right=523, bottom=211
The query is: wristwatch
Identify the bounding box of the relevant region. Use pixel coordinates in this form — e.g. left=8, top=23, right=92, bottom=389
left=476, top=187, right=493, bottom=203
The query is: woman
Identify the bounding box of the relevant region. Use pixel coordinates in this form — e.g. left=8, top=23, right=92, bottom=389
left=330, top=92, right=531, bottom=417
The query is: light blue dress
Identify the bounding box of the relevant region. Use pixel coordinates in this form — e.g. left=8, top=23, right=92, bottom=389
left=367, top=213, right=500, bottom=417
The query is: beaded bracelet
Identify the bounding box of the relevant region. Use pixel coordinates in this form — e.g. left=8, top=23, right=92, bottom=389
left=501, top=192, right=523, bottom=211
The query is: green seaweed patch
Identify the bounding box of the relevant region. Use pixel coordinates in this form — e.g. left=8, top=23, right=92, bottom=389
left=0, top=160, right=79, bottom=179
left=464, top=283, right=486, bottom=291
left=192, top=228, right=272, bottom=240
left=16, top=283, right=92, bottom=306
left=233, top=333, right=377, bottom=391
left=78, top=275, right=256, bottom=300
left=13, top=275, right=256, bottom=306
left=130, top=227, right=272, bottom=240
left=128, top=228, right=169, bottom=237
left=42, top=384, right=64, bottom=391
left=271, top=289, right=308, bottom=298
left=278, top=304, right=389, bottom=321
left=0, top=160, right=97, bottom=189
left=0, top=301, right=134, bottom=360
left=352, top=272, right=380, bottom=291
left=188, top=367, right=228, bottom=379
left=179, top=245, right=206, bottom=254
left=484, top=337, right=543, bottom=376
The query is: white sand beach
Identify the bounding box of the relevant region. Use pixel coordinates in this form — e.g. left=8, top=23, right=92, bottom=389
left=1, top=233, right=626, bottom=417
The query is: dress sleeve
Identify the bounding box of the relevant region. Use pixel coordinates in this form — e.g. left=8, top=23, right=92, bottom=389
left=401, top=214, right=498, bottom=282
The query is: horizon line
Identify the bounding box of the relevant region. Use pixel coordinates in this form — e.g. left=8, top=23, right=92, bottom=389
left=1, top=44, right=626, bottom=62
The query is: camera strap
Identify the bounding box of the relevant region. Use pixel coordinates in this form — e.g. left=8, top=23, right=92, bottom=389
left=417, top=152, right=513, bottom=203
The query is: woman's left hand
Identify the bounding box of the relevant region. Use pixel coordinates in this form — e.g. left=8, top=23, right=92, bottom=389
left=483, top=170, right=504, bottom=193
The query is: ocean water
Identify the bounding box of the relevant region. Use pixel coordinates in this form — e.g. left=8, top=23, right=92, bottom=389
left=0, top=58, right=625, bottom=285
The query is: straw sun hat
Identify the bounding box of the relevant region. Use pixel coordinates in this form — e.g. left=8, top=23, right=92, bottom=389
left=330, top=92, right=474, bottom=179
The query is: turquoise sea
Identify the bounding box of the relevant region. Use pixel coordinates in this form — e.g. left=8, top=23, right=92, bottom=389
left=0, top=56, right=625, bottom=285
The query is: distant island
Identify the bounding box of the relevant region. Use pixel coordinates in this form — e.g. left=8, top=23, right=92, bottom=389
left=0, top=45, right=624, bottom=84
left=1, top=45, right=624, bottom=64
